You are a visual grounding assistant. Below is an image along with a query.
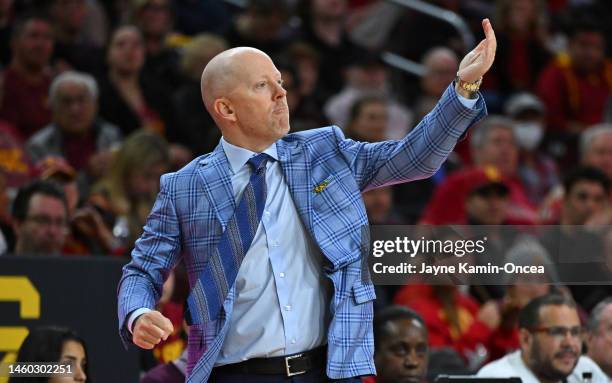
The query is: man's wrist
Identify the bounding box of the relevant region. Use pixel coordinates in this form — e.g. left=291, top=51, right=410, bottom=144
left=127, top=308, right=153, bottom=334
left=454, top=82, right=478, bottom=99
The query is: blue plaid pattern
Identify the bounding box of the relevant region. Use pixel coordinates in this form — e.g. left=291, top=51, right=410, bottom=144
left=187, top=153, right=270, bottom=324
left=117, top=84, right=487, bottom=382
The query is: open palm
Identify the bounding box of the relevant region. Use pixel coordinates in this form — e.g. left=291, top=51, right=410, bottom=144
left=457, top=19, right=497, bottom=83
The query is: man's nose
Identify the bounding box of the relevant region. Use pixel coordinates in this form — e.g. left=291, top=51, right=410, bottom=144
left=273, top=82, right=287, bottom=100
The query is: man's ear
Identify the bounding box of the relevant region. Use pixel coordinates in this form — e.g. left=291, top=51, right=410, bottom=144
left=213, top=98, right=237, bottom=123
left=518, top=328, right=531, bottom=349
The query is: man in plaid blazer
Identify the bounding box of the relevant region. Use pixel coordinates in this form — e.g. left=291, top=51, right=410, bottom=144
left=118, top=19, right=496, bottom=383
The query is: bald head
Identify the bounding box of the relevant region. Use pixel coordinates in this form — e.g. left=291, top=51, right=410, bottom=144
left=201, top=47, right=271, bottom=115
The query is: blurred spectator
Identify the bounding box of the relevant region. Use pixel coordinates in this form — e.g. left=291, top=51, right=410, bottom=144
left=0, top=0, right=14, bottom=66
left=131, top=0, right=182, bottom=95
left=0, top=13, right=53, bottom=140
left=540, top=123, right=612, bottom=223
left=394, top=283, right=501, bottom=365
left=421, top=116, right=537, bottom=225
left=346, top=0, right=403, bottom=50
left=171, top=33, right=227, bottom=155
left=488, top=237, right=560, bottom=361
left=426, top=348, right=471, bottom=382
left=98, top=25, right=172, bottom=137
left=536, top=17, right=611, bottom=165
left=11, top=180, right=67, bottom=256
left=477, top=294, right=607, bottom=383
left=34, top=155, right=115, bottom=256
left=171, top=0, right=231, bottom=36
left=47, top=0, right=106, bottom=75
left=284, top=41, right=328, bottom=130
left=0, top=172, right=14, bottom=255
left=345, top=95, right=387, bottom=142
left=225, top=0, right=294, bottom=57
left=88, top=130, right=169, bottom=254
left=540, top=166, right=610, bottom=311
left=0, top=119, right=32, bottom=192
left=505, top=92, right=559, bottom=206
left=26, top=71, right=122, bottom=172
left=325, top=51, right=413, bottom=140
left=464, top=168, right=511, bottom=225
left=586, top=298, right=612, bottom=380
left=487, top=0, right=551, bottom=95
left=297, top=0, right=364, bottom=100
left=8, top=326, right=88, bottom=383
left=362, top=306, right=429, bottom=383
left=362, top=186, right=403, bottom=225
left=413, top=47, right=459, bottom=123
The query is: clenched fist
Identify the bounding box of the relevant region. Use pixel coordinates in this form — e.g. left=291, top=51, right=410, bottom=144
left=132, top=310, right=174, bottom=349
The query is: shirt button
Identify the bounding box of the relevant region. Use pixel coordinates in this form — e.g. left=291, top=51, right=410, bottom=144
left=291, top=338, right=296, bottom=344
left=279, top=272, right=285, bottom=278
left=270, top=240, right=279, bottom=247
left=284, top=305, right=292, bottom=311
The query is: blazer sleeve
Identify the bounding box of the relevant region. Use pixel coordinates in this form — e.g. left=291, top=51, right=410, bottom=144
left=116, top=173, right=182, bottom=347
left=335, top=84, right=487, bottom=191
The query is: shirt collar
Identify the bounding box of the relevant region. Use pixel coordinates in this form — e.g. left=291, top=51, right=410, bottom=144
left=221, top=137, right=278, bottom=174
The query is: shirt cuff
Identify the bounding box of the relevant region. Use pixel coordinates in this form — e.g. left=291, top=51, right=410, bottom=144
left=127, top=307, right=153, bottom=334
left=455, top=90, right=479, bottom=109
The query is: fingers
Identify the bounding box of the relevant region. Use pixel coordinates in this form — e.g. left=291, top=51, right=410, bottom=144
left=132, top=311, right=175, bottom=350
left=482, top=18, right=497, bottom=60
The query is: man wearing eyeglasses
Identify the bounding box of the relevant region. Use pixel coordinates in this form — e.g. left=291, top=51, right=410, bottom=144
left=10, top=180, right=68, bottom=256
left=477, top=294, right=608, bottom=383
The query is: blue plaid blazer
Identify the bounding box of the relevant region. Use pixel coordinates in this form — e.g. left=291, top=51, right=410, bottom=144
left=117, top=85, right=487, bottom=381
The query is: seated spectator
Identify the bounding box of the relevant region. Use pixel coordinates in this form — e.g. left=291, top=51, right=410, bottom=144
left=413, top=47, right=459, bottom=123
left=487, top=0, right=551, bottom=95
left=540, top=166, right=610, bottom=311
left=587, top=298, right=612, bottom=380
left=0, top=119, right=32, bottom=192
left=505, top=93, right=559, bottom=206
left=363, top=306, right=429, bottom=383
left=0, top=172, right=13, bottom=255
left=362, top=186, right=403, bottom=225
left=488, top=236, right=561, bottom=361
left=88, top=130, right=170, bottom=255
left=345, top=95, right=388, bottom=142
left=224, top=0, right=294, bottom=57
left=540, top=123, right=612, bottom=223
left=420, top=116, right=537, bottom=224
left=297, top=0, right=364, bottom=100
left=8, top=326, right=88, bottom=383
left=47, top=0, right=106, bottom=75
left=536, top=18, right=611, bottom=165
left=98, top=25, right=172, bottom=137
left=171, top=33, right=227, bottom=155
left=394, top=283, right=501, bottom=365
left=130, top=0, right=183, bottom=96
left=324, top=51, right=413, bottom=140
left=477, top=294, right=608, bottom=383
left=26, top=71, right=122, bottom=172
left=0, top=13, right=53, bottom=140
left=11, top=180, right=67, bottom=256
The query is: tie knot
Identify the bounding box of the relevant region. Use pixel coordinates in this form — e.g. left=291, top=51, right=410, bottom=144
left=247, top=153, right=271, bottom=173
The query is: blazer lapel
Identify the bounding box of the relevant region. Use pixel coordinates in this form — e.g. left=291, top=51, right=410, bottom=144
left=196, top=143, right=235, bottom=228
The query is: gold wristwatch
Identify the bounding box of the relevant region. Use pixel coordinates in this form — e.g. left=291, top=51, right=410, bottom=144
left=455, top=73, right=483, bottom=92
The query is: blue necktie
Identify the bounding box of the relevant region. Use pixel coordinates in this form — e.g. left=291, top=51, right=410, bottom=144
left=186, top=153, right=270, bottom=324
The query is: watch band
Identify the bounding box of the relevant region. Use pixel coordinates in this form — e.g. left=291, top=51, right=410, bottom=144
left=455, top=74, right=483, bottom=92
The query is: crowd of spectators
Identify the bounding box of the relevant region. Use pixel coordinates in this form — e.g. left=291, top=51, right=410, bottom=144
left=1, top=0, right=612, bottom=382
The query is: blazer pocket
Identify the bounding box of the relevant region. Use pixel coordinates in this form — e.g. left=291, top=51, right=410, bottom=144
left=352, top=281, right=377, bottom=305
left=312, top=174, right=353, bottom=211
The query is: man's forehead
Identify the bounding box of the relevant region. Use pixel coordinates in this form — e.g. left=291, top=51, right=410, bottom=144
left=538, top=304, right=580, bottom=325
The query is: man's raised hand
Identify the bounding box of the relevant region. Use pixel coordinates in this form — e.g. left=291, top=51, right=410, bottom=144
left=457, top=18, right=497, bottom=83
left=132, top=310, right=174, bottom=349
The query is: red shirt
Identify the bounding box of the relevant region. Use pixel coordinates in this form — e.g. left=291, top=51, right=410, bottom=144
left=536, top=57, right=612, bottom=131
left=394, top=284, right=493, bottom=357
left=0, top=67, right=51, bottom=140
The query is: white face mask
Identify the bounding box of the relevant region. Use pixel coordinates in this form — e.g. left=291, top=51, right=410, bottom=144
left=514, top=122, right=544, bottom=151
